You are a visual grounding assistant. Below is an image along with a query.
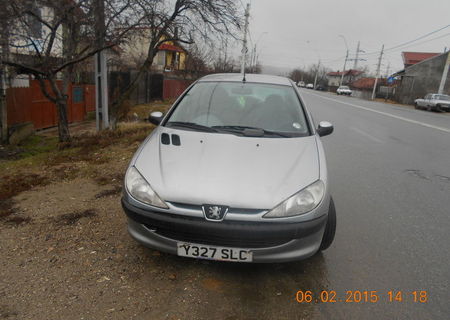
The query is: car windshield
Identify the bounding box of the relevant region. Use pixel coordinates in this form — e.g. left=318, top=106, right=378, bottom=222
left=340, top=86, right=350, bottom=89
left=435, top=94, right=450, bottom=101
left=165, top=82, right=310, bottom=137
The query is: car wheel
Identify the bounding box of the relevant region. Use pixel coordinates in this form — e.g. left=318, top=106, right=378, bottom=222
left=436, top=105, right=443, bottom=112
left=319, top=197, right=336, bottom=251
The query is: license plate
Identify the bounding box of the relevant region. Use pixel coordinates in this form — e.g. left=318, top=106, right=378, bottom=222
left=177, top=242, right=253, bottom=262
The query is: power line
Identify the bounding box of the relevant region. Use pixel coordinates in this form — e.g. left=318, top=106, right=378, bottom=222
left=360, top=24, right=450, bottom=57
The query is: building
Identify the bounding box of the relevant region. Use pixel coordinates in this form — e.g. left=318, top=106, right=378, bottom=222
left=401, top=52, right=440, bottom=68
left=326, top=69, right=363, bottom=89
left=393, top=51, right=450, bottom=104
left=118, top=28, right=187, bottom=72
left=4, top=2, right=63, bottom=87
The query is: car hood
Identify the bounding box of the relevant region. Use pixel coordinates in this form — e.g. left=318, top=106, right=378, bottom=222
left=134, top=127, right=320, bottom=209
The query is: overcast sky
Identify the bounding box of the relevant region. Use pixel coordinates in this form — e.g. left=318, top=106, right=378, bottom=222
left=233, top=0, right=450, bottom=75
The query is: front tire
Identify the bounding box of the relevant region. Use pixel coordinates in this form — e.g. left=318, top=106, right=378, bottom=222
left=319, top=197, right=336, bottom=251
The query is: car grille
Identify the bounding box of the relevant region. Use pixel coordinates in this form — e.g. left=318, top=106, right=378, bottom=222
left=148, top=225, right=292, bottom=248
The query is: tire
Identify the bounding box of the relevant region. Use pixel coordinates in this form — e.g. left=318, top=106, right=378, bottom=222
left=319, top=197, right=336, bottom=251
left=436, top=105, right=443, bottom=112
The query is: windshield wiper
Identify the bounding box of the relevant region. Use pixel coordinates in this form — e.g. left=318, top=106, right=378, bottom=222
left=212, top=125, right=290, bottom=137
left=166, top=121, right=218, bottom=132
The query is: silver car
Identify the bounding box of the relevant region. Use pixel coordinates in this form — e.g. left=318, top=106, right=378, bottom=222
left=122, top=73, right=336, bottom=263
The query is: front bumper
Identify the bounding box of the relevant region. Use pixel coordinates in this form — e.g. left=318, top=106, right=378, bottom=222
left=122, top=198, right=328, bottom=263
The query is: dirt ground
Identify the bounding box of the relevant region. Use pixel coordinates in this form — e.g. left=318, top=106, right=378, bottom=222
left=1, top=109, right=326, bottom=320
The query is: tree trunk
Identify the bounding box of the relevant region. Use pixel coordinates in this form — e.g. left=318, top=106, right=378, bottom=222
left=56, top=98, right=71, bottom=142
left=48, top=76, right=71, bottom=142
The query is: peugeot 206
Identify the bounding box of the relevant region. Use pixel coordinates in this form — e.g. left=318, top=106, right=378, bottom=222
left=121, top=73, right=336, bottom=263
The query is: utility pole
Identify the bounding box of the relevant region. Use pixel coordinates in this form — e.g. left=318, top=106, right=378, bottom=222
left=438, top=52, right=450, bottom=94
left=372, top=44, right=384, bottom=100
left=339, top=50, right=349, bottom=86
left=353, top=41, right=360, bottom=70
left=240, top=3, right=250, bottom=75
left=313, top=60, right=321, bottom=89
left=94, top=0, right=109, bottom=130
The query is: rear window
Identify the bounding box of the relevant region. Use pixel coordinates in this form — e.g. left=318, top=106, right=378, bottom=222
left=166, top=82, right=310, bottom=136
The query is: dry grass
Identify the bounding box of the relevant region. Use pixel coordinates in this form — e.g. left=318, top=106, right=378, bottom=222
left=127, top=100, right=174, bottom=120
left=0, top=173, right=50, bottom=201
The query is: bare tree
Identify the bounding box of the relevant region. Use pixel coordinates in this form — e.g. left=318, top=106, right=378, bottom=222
left=1, top=0, right=134, bottom=142
left=109, top=0, right=242, bottom=126
left=289, top=68, right=307, bottom=83
left=184, top=43, right=212, bottom=77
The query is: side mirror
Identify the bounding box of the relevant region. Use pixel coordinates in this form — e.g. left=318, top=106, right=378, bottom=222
left=317, top=121, right=334, bottom=137
left=148, top=111, right=164, bottom=125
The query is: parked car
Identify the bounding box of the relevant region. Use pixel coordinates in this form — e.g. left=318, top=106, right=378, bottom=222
left=306, top=83, right=314, bottom=89
left=122, top=73, right=336, bottom=263
left=336, top=86, right=352, bottom=95
left=315, top=85, right=326, bottom=91
left=414, top=94, right=450, bottom=112
left=297, top=81, right=305, bottom=88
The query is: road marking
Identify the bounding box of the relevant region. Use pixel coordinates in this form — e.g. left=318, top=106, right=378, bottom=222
left=350, top=127, right=384, bottom=143
left=304, top=92, right=450, bottom=134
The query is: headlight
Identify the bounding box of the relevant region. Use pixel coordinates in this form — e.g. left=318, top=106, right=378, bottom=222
left=263, top=180, right=325, bottom=218
left=125, top=166, right=168, bottom=209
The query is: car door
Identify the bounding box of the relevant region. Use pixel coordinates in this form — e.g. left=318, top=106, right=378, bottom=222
left=428, top=94, right=437, bottom=108
left=420, top=94, right=430, bottom=107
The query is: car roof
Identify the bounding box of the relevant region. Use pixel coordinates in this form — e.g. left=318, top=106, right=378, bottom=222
left=198, top=73, right=293, bottom=86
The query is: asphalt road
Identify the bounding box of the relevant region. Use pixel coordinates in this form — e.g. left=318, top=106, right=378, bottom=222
left=168, top=90, right=450, bottom=320
left=293, top=89, right=450, bottom=319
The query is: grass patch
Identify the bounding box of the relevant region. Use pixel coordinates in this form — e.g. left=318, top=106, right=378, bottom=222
left=19, top=135, right=59, bottom=156
left=0, top=135, right=58, bottom=161
left=45, top=122, right=152, bottom=166
left=56, top=209, right=97, bottom=225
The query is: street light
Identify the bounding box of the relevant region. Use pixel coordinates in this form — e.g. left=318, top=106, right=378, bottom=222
left=338, top=35, right=349, bottom=87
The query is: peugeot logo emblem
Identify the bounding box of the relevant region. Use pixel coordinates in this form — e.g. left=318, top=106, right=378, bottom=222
left=202, top=205, right=228, bottom=222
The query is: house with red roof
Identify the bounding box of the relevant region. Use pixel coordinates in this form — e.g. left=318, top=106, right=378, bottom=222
left=401, top=52, right=440, bottom=68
